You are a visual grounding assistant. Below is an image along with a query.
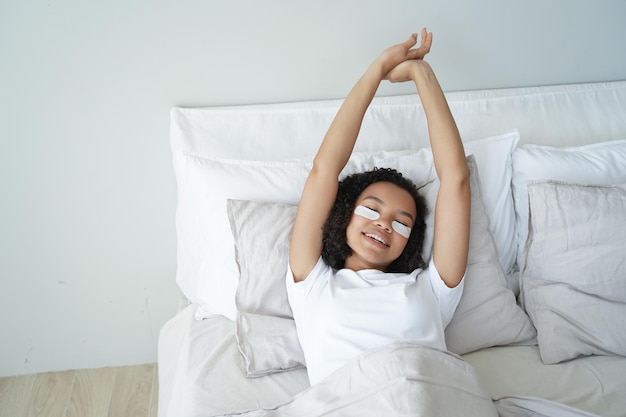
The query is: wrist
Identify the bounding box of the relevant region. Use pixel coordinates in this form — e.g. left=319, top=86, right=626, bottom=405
left=411, top=61, right=435, bottom=81
left=368, top=59, right=388, bottom=80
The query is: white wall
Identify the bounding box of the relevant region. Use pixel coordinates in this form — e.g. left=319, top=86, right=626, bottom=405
left=1, top=0, right=625, bottom=377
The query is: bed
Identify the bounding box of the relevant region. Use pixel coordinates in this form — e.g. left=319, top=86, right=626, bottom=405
left=158, top=80, right=626, bottom=417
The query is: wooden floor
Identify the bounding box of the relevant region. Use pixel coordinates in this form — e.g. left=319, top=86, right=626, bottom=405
left=0, top=363, right=158, bottom=417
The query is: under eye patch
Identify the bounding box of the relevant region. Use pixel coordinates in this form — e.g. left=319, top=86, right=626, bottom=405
left=392, top=220, right=411, bottom=239
left=354, top=205, right=380, bottom=220
left=354, top=205, right=412, bottom=238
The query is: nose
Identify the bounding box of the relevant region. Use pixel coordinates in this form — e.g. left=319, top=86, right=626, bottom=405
left=375, top=217, right=393, bottom=233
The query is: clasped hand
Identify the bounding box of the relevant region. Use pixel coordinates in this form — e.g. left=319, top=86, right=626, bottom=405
left=379, top=28, right=433, bottom=83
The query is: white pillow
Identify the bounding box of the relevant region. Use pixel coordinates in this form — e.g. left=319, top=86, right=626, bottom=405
left=228, top=156, right=535, bottom=376
left=463, top=130, right=519, bottom=276
left=172, top=131, right=520, bottom=320
left=180, top=150, right=433, bottom=321
left=429, top=158, right=535, bottom=355
left=177, top=154, right=310, bottom=321
left=521, top=181, right=626, bottom=364
left=512, top=139, right=626, bottom=271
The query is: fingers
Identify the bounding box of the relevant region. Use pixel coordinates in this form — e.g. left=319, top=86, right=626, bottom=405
left=420, top=28, right=428, bottom=44
left=406, top=28, right=432, bottom=59
left=420, top=28, right=433, bottom=50
left=404, top=32, right=418, bottom=48
left=380, top=29, right=431, bottom=72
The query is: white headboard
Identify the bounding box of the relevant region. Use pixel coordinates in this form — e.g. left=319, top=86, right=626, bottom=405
left=172, top=80, right=626, bottom=161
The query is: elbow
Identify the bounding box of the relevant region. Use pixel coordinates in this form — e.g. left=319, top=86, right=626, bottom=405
left=440, top=163, right=470, bottom=188
left=456, top=158, right=471, bottom=182
left=310, top=157, right=342, bottom=181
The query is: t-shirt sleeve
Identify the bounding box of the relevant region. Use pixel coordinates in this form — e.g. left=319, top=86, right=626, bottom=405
left=427, top=258, right=465, bottom=327
left=285, top=257, right=328, bottom=315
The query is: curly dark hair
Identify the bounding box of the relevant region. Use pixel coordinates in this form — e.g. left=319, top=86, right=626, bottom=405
left=321, top=167, right=429, bottom=273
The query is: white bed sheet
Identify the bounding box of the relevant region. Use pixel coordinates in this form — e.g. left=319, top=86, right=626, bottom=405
left=464, top=346, right=626, bottom=417
left=158, top=305, right=626, bottom=417
left=158, top=305, right=309, bottom=417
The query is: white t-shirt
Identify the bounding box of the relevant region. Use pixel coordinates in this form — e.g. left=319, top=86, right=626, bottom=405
left=286, top=257, right=464, bottom=385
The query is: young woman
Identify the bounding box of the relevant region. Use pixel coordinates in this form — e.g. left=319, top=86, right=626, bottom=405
left=286, top=29, right=471, bottom=386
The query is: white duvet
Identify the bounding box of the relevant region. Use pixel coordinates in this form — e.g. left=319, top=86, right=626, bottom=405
left=212, top=341, right=599, bottom=417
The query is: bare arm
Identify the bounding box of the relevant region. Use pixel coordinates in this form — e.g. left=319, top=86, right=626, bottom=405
left=289, top=31, right=433, bottom=282
left=386, top=57, right=470, bottom=288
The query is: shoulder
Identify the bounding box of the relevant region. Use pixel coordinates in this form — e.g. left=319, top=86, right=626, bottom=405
left=286, top=257, right=332, bottom=298
left=424, top=259, right=465, bottom=303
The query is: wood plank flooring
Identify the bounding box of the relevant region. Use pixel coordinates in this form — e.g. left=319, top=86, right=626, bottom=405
left=0, top=363, right=158, bottom=417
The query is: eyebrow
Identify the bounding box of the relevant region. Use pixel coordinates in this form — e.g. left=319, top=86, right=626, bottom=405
left=362, top=196, right=415, bottom=222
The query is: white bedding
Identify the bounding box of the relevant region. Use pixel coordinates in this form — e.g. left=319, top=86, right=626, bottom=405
left=158, top=305, right=308, bottom=417
left=222, top=341, right=499, bottom=417
left=158, top=305, right=626, bottom=417
left=160, top=80, right=626, bottom=417
left=464, top=346, right=626, bottom=417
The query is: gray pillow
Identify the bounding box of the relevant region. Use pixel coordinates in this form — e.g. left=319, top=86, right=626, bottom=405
left=521, top=181, right=626, bottom=364
left=228, top=156, right=536, bottom=376
left=227, top=200, right=304, bottom=376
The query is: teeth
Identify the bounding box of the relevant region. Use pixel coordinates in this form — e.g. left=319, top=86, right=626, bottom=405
left=366, top=233, right=388, bottom=246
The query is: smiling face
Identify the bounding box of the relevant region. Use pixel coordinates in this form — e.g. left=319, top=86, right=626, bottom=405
left=344, top=181, right=417, bottom=271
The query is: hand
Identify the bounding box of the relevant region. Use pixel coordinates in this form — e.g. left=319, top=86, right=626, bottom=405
left=377, top=28, right=432, bottom=75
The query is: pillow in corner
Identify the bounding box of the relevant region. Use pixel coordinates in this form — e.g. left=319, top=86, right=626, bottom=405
left=512, top=139, right=626, bottom=271
left=228, top=156, right=536, bottom=376
left=521, top=181, right=626, bottom=364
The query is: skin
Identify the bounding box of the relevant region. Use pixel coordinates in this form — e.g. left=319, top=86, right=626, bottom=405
left=289, top=29, right=470, bottom=288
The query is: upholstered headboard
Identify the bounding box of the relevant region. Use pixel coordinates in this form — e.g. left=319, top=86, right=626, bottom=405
left=172, top=80, right=626, bottom=161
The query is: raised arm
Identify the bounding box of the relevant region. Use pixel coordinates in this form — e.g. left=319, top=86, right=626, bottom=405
left=289, top=31, right=433, bottom=282
left=385, top=54, right=470, bottom=288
